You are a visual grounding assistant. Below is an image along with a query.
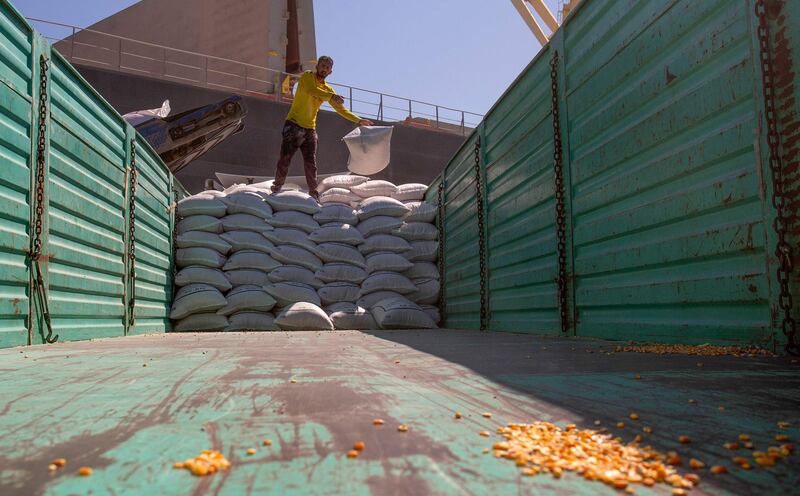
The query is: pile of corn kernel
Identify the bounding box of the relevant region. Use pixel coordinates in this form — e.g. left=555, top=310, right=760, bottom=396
left=612, top=343, right=774, bottom=357
left=493, top=422, right=696, bottom=493
left=173, top=450, right=230, bottom=476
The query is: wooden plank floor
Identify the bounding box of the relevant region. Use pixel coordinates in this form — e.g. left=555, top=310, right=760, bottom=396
left=0, top=330, right=798, bottom=495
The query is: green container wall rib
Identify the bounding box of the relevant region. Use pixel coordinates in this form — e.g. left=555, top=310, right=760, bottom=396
left=0, top=0, right=182, bottom=348
left=0, top=3, right=32, bottom=348
left=433, top=0, right=798, bottom=347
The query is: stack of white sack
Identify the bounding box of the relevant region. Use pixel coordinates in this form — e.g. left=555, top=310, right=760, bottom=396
left=318, top=176, right=440, bottom=329
left=170, top=176, right=441, bottom=331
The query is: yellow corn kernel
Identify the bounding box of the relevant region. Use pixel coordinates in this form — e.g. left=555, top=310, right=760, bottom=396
left=246, top=448, right=256, bottom=455
left=710, top=465, right=728, bottom=474
left=346, top=450, right=359, bottom=458
left=629, top=413, right=639, bottom=421
left=354, top=441, right=365, bottom=451
left=678, top=435, right=691, bottom=444
left=77, top=467, right=92, bottom=477
left=689, top=458, right=704, bottom=469
left=373, top=419, right=384, bottom=426
left=398, top=425, right=409, bottom=433
left=263, top=439, right=272, bottom=446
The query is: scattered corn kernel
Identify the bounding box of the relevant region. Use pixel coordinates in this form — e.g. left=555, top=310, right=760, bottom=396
left=594, top=420, right=601, bottom=426
left=454, top=412, right=462, bottom=419
left=634, top=374, right=642, bottom=380
left=398, top=425, right=408, bottom=433
left=672, top=489, right=687, bottom=496
left=48, top=464, right=57, bottom=471
left=689, top=458, right=705, bottom=469
left=629, top=413, right=639, bottom=421
left=77, top=467, right=92, bottom=477
left=739, top=434, right=751, bottom=442
left=775, top=434, right=789, bottom=442
left=373, top=419, right=384, bottom=426
left=733, top=456, right=748, bottom=466
left=290, top=379, right=297, bottom=384
left=479, top=431, right=490, bottom=437
left=724, top=442, right=740, bottom=450
left=617, top=422, right=625, bottom=429
left=666, top=452, right=682, bottom=466
left=52, top=458, right=66, bottom=467
left=688, top=399, right=697, bottom=404
left=263, top=439, right=272, bottom=446
left=778, top=421, right=791, bottom=429
left=482, top=448, right=489, bottom=454
left=755, top=456, right=775, bottom=467
left=346, top=450, right=359, bottom=458
left=246, top=448, right=256, bottom=455
left=482, top=412, right=492, bottom=418
left=354, top=441, right=365, bottom=451
left=678, top=436, right=691, bottom=444
left=743, top=442, right=754, bottom=449
left=173, top=449, right=230, bottom=477
left=173, top=462, right=184, bottom=469
left=710, top=465, right=727, bottom=474
left=643, top=477, right=655, bottom=486
left=643, top=426, right=653, bottom=434
left=684, top=473, right=700, bottom=484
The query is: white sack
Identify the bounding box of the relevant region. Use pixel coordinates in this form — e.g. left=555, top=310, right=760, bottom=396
left=357, top=196, right=410, bottom=220
left=170, top=284, right=227, bottom=320
left=326, top=302, right=376, bottom=330
left=317, top=282, right=360, bottom=305
left=309, top=224, right=364, bottom=245
left=315, top=263, right=368, bottom=284
left=359, top=271, right=417, bottom=296
left=263, top=281, right=322, bottom=307
left=173, top=313, right=229, bottom=332
left=358, top=234, right=412, bottom=255
left=365, top=252, right=414, bottom=274
left=313, top=203, right=359, bottom=225
left=222, top=191, right=274, bottom=218
left=404, top=240, right=439, bottom=262
left=175, top=266, right=232, bottom=291
left=270, top=245, right=323, bottom=272
left=268, top=211, right=319, bottom=233
left=264, top=190, right=320, bottom=214
left=221, top=214, right=273, bottom=233
left=225, top=312, right=277, bottom=331
left=356, top=291, right=407, bottom=309
left=393, top=183, right=427, bottom=202
left=176, top=231, right=231, bottom=254
left=350, top=179, right=398, bottom=198
left=275, top=302, right=334, bottom=331
left=403, top=201, right=437, bottom=223
left=222, top=250, right=281, bottom=271
left=371, top=297, right=437, bottom=329
left=394, top=222, right=438, bottom=241
left=268, top=265, right=324, bottom=288
left=318, top=174, right=368, bottom=193
left=343, top=126, right=393, bottom=175
left=177, top=215, right=222, bottom=234
left=176, top=247, right=225, bottom=268
left=313, top=242, right=367, bottom=268
left=225, top=269, right=270, bottom=287
left=263, top=228, right=318, bottom=252
left=320, top=188, right=361, bottom=205
left=220, top=231, right=275, bottom=253
left=217, top=284, right=276, bottom=316
left=176, top=196, right=227, bottom=218
left=356, top=216, right=404, bottom=237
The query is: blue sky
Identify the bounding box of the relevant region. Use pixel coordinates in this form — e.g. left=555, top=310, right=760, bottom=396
left=15, top=0, right=560, bottom=120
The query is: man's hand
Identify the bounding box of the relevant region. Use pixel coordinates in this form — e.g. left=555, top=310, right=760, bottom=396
left=358, top=119, right=374, bottom=126
left=330, top=94, right=345, bottom=105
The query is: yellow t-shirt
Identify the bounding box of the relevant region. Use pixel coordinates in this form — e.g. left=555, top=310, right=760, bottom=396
left=286, top=71, right=361, bottom=129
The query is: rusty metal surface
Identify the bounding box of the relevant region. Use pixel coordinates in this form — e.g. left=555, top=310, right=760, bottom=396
left=0, top=330, right=798, bottom=495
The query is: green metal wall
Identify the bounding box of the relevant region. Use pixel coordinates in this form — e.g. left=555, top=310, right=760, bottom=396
left=434, top=0, right=799, bottom=349
left=0, top=0, right=181, bottom=348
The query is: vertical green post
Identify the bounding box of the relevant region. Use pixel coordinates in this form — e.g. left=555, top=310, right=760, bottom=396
left=550, top=30, right=577, bottom=336
left=28, top=33, right=51, bottom=345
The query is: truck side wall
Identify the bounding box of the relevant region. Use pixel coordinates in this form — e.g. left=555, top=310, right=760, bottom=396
left=431, top=0, right=799, bottom=349
left=0, top=0, right=183, bottom=348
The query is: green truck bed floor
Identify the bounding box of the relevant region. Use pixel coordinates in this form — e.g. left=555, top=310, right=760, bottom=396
left=0, top=329, right=798, bottom=495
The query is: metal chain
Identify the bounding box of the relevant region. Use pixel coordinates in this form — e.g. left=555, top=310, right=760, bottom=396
left=437, top=182, right=446, bottom=321
left=474, top=137, right=488, bottom=330
left=128, top=141, right=138, bottom=327
left=755, top=0, right=797, bottom=355
left=550, top=51, right=569, bottom=335
left=32, top=55, right=57, bottom=344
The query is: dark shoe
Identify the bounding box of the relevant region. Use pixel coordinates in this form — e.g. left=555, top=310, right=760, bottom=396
left=309, top=190, right=320, bottom=202
left=270, top=185, right=281, bottom=194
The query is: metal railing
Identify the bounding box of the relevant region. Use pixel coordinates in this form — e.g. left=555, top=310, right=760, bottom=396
left=28, top=17, right=483, bottom=136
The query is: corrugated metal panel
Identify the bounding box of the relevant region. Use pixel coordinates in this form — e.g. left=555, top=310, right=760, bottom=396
left=0, top=3, right=32, bottom=348
left=565, top=0, right=772, bottom=344
left=482, top=45, right=560, bottom=333
left=131, top=135, right=173, bottom=334
left=46, top=52, right=128, bottom=342
left=441, top=133, right=481, bottom=329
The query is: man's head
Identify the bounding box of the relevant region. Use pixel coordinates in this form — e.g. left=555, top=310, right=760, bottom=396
left=316, top=55, right=333, bottom=79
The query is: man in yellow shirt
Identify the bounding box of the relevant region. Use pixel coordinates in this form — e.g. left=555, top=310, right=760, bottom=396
left=271, top=55, right=373, bottom=200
